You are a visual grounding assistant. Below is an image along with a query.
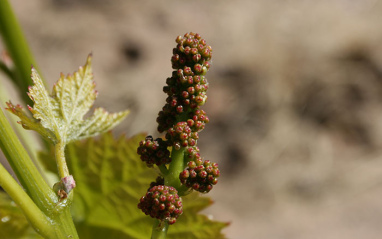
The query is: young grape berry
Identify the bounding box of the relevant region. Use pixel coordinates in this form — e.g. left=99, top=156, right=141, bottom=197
left=137, top=136, right=171, bottom=167
left=138, top=185, right=183, bottom=225
left=179, top=159, right=220, bottom=193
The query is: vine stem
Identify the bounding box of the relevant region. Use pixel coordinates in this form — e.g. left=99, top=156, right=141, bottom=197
left=0, top=108, right=56, bottom=212
left=0, top=108, right=79, bottom=238
left=151, top=146, right=186, bottom=239
left=0, top=88, right=52, bottom=186
left=0, top=162, right=54, bottom=238
left=151, top=220, right=169, bottom=239
left=0, top=0, right=44, bottom=106
left=55, top=141, right=70, bottom=179
left=164, top=147, right=185, bottom=190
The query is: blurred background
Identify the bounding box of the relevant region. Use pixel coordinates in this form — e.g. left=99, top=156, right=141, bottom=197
left=2, top=0, right=382, bottom=238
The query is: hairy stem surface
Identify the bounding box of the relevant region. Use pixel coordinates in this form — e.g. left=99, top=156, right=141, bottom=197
left=55, top=141, right=70, bottom=179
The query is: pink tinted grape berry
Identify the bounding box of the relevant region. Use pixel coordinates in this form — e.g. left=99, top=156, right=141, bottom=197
left=157, top=104, right=177, bottom=133
left=137, top=136, right=171, bottom=167
left=166, top=122, right=198, bottom=150
left=187, top=109, right=209, bottom=132
left=179, top=159, right=220, bottom=193
left=171, top=32, right=212, bottom=70
left=138, top=185, right=183, bottom=224
left=157, top=33, right=212, bottom=133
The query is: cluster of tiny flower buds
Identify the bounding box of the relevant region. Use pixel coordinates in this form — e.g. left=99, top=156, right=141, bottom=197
left=157, top=32, right=212, bottom=134
left=137, top=136, right=171, bottom=167
left=162, top=72, right=209, bottom=115
left=137, top=33, right=219, bottom=225
left=138, top=185, right=183, bottom=225
left=172, top=32, right=212, bottom=71
left=185, top=146, right=201, bottom=161
left=166, top=122, right=199, bottom=150
left=179, top=160, right=220, bottom=193
left=187, top=109, right=209, bottom=132
left=179, top=148, right=220, bottom=193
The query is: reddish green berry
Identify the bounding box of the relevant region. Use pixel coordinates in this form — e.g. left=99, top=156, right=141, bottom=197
left=179, top=159, right=220, bottom=193
left=185, top=146, right=201, bottom=161
left=171, top=32, right=212, bottom=71
left=166, top=122, right=198, bottom=150
left=138, top=185, right=183, bottom=224
left=137, top=136, right=171, bottom=167
left=157, top=104, right=177, bottom=133
left=187, top=109, right=209, bottom=132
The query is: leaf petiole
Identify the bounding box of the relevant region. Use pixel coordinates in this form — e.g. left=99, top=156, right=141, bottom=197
left=55, top=141, right=70, bottom=179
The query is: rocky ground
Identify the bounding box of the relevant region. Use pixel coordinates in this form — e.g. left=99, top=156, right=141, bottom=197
left=2, top=0, right=382, bottom=238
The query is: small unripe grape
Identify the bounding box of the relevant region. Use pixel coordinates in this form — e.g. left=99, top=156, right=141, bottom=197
left=138, top=185, right=183, bottom=224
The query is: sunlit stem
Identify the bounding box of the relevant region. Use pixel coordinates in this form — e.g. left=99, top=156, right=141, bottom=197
left=0, top=163, right=55, bottom=238
left=164, top=147, right=185, bottom=190
left=0, top=108, right=56, bottom=211
left=52, top=204, right=79, bottom=239
left=55, top=141, right=70, bottom=179
left=150, top=146, right=186, bottom=238
left=0, top=92, right=51, bottom=186
left=151, top=220, right=169, bottom=239
left=0, top=0, right=45, bottom=106
left=159, top=164, right=168, bottom=175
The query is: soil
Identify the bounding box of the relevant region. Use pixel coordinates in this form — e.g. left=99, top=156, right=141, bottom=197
left=2, top=0, right=382, bottom=238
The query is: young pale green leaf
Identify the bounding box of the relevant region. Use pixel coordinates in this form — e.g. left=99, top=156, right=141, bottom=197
left=0, top=192, right=42, bottom=239
left=39, top=132, right=228, bottom=239
left=5, top=102, right=56, bottom=142
left=6, top=55, right=129, bottom=144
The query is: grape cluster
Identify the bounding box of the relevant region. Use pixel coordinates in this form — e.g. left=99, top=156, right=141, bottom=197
left=138, top=185, right=183, bottom=225
left=137, top=33, right=219, bottom=225
left=187, top=109, right=209, bottom=132
left=157, top=32, right=212, bottom=134
left=179, top=148, right=220, bottom=193
left=137, top=136, right=171, bottom=167
left=172, top=32, right=212, bottom=70
left=166, top=122, right=199, bottom=150
left=185, top=146, right=201, bottom=161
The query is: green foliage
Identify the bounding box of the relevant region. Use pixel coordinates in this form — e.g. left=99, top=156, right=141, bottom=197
left=39, top=132, right=227, bottom=239
left=6, top=55, right=129, bottom=144
left=0, top=193, right=42, bottom=239
left=168, top=193, right=228, bottom=239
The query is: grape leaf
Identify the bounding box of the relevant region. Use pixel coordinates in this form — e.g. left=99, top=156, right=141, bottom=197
left=0, top=192, right=42, bottom=239
left=40, top=132, right=228, bottom=239
left=6, top=55, right=129, bottom=144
